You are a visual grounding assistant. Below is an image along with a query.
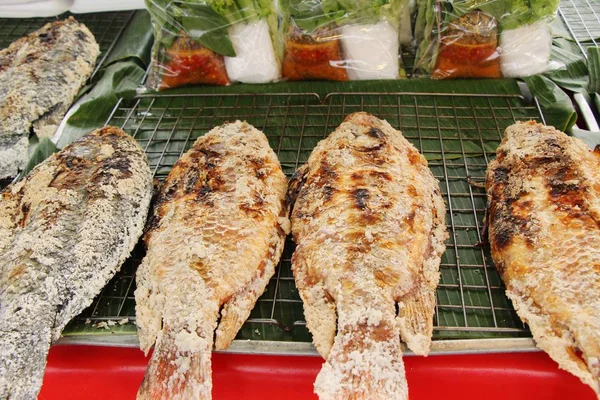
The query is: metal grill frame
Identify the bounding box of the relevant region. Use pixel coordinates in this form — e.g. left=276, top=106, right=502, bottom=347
left=558, top=0, right=600, bottom=58
left=62, top=91, right=545, bottom=347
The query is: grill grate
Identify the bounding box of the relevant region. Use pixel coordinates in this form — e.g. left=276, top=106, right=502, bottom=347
left=0, top=11, right=136, bottom=76
left=559, top=0, right=600, bottom=57
left=64, top=92, right=542, bottom=342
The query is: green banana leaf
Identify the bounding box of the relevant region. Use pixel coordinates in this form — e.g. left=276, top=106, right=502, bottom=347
left=22, top=137, right=58, bottom=177
left=587, top=47, right=600, bottom=94
left=544, top=45, right=588, bottom=94
left=57, top=61, right=146, bottom=149
left=522, top=75, right=577, bottom=131
left=103, top=10, right=154, bottom=68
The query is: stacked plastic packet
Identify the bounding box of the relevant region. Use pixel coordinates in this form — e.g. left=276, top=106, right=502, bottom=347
left=145, top=0, right=281, bottom=89
left=145, top=0, right=411, bottom=89
left=0, top=0, right=73, bottom=17
left=414, top=0, right=561, bottom=79
left=70, top=0, right=145, bottom=13
left=279, top=0, right=408, bottom=82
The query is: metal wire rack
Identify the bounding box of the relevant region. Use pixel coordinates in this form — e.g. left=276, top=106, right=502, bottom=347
left=0, top=10, right=136, bottom=75
left=64, top=91, right=543, bottom=342
left=559, top=0, right=600, bottom=57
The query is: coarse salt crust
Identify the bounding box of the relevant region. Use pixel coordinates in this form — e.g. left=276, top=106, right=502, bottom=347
left=0, top=126, right=153, bottom=399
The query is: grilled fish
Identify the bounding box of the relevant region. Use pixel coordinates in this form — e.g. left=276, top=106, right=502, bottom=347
left=486, top=121, right=600, bottom=398
left=0, top=127, right=153, bottom=399
left=0, top=17, right=99, bottom=179
left=135, top=121, right=289, bottom=399
left=289, top=112, right=447, bottom=399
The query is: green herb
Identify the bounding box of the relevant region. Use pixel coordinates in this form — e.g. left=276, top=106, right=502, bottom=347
left=280, top=0, right=408, bottom=33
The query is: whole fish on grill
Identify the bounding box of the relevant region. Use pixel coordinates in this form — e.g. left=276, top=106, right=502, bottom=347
left=0, top=17, right=99, bottom=179
left=486, top=121, right=600, bottom=398
left=288, top=112, right=447, bottom=399
left=0, top=127, right=153, bottom=399
left=135, top=121, right=289, bottom=399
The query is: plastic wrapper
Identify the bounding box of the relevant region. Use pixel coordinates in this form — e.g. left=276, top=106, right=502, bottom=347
left=280, top=0, right=408, bottom=81
left=414, top=0, right=560, bottom=79
left=145, top=0, right=281, bottom=90
left=0, top=0, right=73, bottom=18
left=70, top=0, right=145, bottom=13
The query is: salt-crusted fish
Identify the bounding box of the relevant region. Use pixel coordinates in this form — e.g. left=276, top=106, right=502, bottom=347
left=486, top=121, right=600, bottom=398
left=0, top=17, right=99, bottom=179
left=135, top=121, right=289, bottom=399
left=289, top=112, right=447, bottom=399
left=0, top=127, right=153, bottom=399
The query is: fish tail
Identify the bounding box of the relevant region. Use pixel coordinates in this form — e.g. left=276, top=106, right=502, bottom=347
left=137, top=325, right=214, bottom=400
left=314, top=299, right=407, bottom=400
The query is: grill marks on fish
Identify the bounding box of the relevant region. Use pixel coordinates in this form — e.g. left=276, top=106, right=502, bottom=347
left=0, top=127, right=152, bottom=400
left=135, top=121, right=289, bottom=400
left=290, top=112, right=447, bottom=400
left=0, top=17, right=99, bottom=179
left=486, top=121, right=600, bottom=397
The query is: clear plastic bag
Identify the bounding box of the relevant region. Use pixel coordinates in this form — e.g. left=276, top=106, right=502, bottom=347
left=279, top=0, right=408, bottom=81
left=414, top=0, right=560, bottom=79
left=145, top=0, right=281, bottom=90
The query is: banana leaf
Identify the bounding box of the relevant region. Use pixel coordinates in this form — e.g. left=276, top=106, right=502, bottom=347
left=103, top=10, right=154, bottom=68
left=22, top=137, right=58, bottom=177
left=57, top=61, right=146, bottom=149
left=522, top=75, right=577, bottom=132
left=587, top=47, right=600, bottom=94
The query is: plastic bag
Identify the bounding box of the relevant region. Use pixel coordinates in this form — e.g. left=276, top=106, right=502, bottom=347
left=145, top=0, right=281, bottom=90
left=0, top=0, right=72, bottom=18
left=414, top=0, right=560, bottom=79
left=279, top=0, right=408, bottom=81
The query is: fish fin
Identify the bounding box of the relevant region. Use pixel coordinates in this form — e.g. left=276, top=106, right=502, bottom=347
left=314, top=299, right=407, bottom=400
left=214, top=219, right=286, bottom=350
left=507, top=288, right=600, bottom=397
left=286, top=164, right=309, bottom=210
left=0, top=294, right=53, bottom=399
left=396, top=283, right=435, bottom=356
left=137, top=325, right=214, bottom=400
left=293, top=252, right=336, bottom=358
left=214, top=259, right=278, bottom=350
left=135, top=258, right=166, bottom=354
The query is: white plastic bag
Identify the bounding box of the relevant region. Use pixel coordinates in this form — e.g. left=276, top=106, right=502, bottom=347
left=70, top=0, right=144, bottom=13
left=500, top=20, right=553, bottom=78
left=341, top=22, right=400, bottom=80
left=225, top=20, right=281, bottom=83
left=0, top=0, right=72, bottom=17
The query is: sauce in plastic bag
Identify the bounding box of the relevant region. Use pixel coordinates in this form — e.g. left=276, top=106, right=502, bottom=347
left=157, top=34, right=230, bottom=89
left=282, top=25, right=348, bottom=81
left=433, top=11, right=501, bottom=79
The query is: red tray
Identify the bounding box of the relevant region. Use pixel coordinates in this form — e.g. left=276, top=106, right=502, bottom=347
left=39, top=345, right=596, bottom=400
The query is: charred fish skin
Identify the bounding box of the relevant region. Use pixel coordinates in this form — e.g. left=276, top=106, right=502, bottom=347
left=0, top=17, right=99, bottom=179
left=0, top=127, right=153, bottom=400
left=289, top=112, right=447, bottom=400
left=486, top=121, right=600, bottom=397
left=135, top=121, right=289, bottom=400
